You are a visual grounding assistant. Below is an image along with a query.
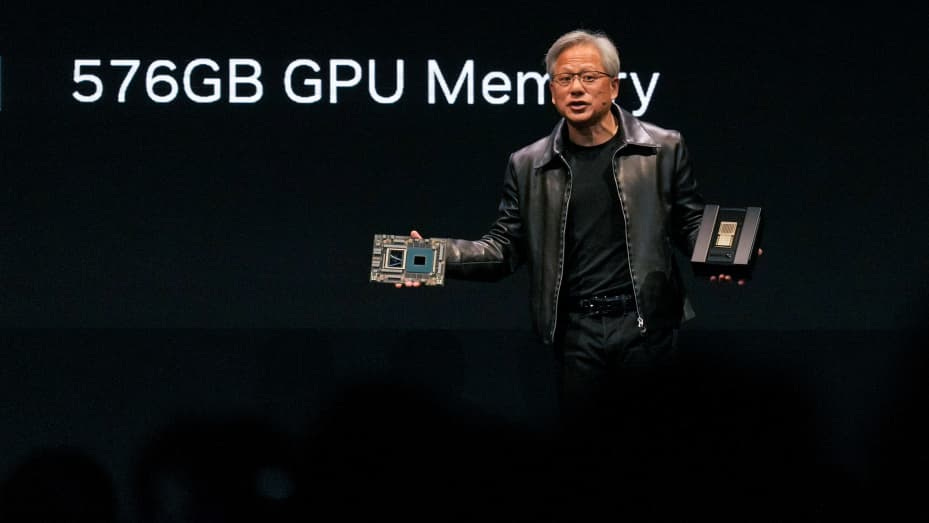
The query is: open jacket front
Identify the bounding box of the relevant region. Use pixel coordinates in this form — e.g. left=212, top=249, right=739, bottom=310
left=445, top=104, right=705, bottom=344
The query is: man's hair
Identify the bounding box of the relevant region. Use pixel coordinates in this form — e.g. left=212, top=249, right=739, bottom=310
left=544, top=29, right=621, bottom=77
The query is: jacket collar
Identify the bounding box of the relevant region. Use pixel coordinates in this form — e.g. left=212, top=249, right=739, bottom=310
left=534, top=103, right=659, bottom=168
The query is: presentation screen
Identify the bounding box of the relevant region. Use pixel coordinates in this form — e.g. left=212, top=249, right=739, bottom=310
left=1, top=5, right=925, bottom=331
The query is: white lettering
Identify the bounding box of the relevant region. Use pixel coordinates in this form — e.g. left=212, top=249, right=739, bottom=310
left=368, top=59, right=404, bottom=104
left=481, top=71, right=511, bottom=105
left=229, top=59, right=263, bottom=104
left=69, top=58, right=661, bottom=111
left=146, top=60, right=178, bottom=103
left=427, top=59, right=474, bottom=104
left=630, top=72, right=660, bottom=117
left=183, top=58, right=221, bottom=103
left=284, top=59, right=322, bottom=103
left=516, top=71, right=547, bottom=105
left=110, top=59, right=140, bottom=103
left=329, top=59, right=362, bottom=104
left=72, top=59, right=103, bottom=102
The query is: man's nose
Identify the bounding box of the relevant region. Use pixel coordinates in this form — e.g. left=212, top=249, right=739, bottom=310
left=569, top=77, right=586, bottom=92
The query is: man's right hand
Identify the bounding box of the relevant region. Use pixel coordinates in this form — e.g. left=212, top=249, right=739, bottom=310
left=394, top=230, right=423, bottom=288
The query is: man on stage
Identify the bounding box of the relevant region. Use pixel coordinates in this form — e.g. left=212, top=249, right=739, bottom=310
left=397, top=32, right=756, bottom=507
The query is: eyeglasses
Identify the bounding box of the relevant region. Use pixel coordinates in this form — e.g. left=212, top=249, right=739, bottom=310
left=550, top=71, right=612, bottom=87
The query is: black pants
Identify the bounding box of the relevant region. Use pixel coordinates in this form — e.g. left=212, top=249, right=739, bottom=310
left=551, top=310, right=684, bottom=517
left=555, top=309, right=678, bottom=427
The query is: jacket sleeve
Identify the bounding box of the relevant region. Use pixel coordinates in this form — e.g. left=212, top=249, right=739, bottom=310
left=669, top=135, right=705, bottom=255
left=443, top=154, right=525, bottom=281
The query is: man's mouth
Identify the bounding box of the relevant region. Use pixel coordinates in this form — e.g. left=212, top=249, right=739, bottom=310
left=568, top=101, right=588, bottom=110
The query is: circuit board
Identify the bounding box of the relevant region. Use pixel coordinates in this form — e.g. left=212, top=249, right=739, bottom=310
left=370, top=234, right=447, bottom=286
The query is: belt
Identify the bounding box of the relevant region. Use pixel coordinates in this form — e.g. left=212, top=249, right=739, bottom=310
left=565, top=294, right=635, bottom=315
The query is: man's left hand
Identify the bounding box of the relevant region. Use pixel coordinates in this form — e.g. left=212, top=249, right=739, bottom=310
left=709, top=248, right=764, bottom=286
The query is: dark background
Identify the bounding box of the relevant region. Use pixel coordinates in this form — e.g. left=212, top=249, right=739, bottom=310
left=1, top=3, right=927, bottom=521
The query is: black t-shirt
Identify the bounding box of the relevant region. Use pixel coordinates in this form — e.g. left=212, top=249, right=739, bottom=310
left=563, top=132, right=632, bottom=298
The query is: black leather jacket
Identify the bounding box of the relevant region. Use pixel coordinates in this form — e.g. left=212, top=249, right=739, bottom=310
left=445, top=105, right=705, bottom=344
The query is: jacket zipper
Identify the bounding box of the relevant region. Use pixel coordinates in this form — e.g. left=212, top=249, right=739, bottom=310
left=611, top=148, right=647, bottom=335
left=551, top=153, right=573, bottom=343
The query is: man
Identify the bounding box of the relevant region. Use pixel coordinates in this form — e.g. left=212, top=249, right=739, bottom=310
left=399, top=29, right=751, bottom=452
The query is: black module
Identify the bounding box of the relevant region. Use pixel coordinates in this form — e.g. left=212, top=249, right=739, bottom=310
left=690, top=205, right=763, bottom=280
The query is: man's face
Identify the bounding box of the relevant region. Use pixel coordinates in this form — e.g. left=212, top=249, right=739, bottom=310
left=549, top=43, right=619, bottom=130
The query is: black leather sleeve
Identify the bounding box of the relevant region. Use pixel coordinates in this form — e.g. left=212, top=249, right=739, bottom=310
left=669, top=135, right=705, bottom=255
left=444, top=154, right=525, bottom=281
